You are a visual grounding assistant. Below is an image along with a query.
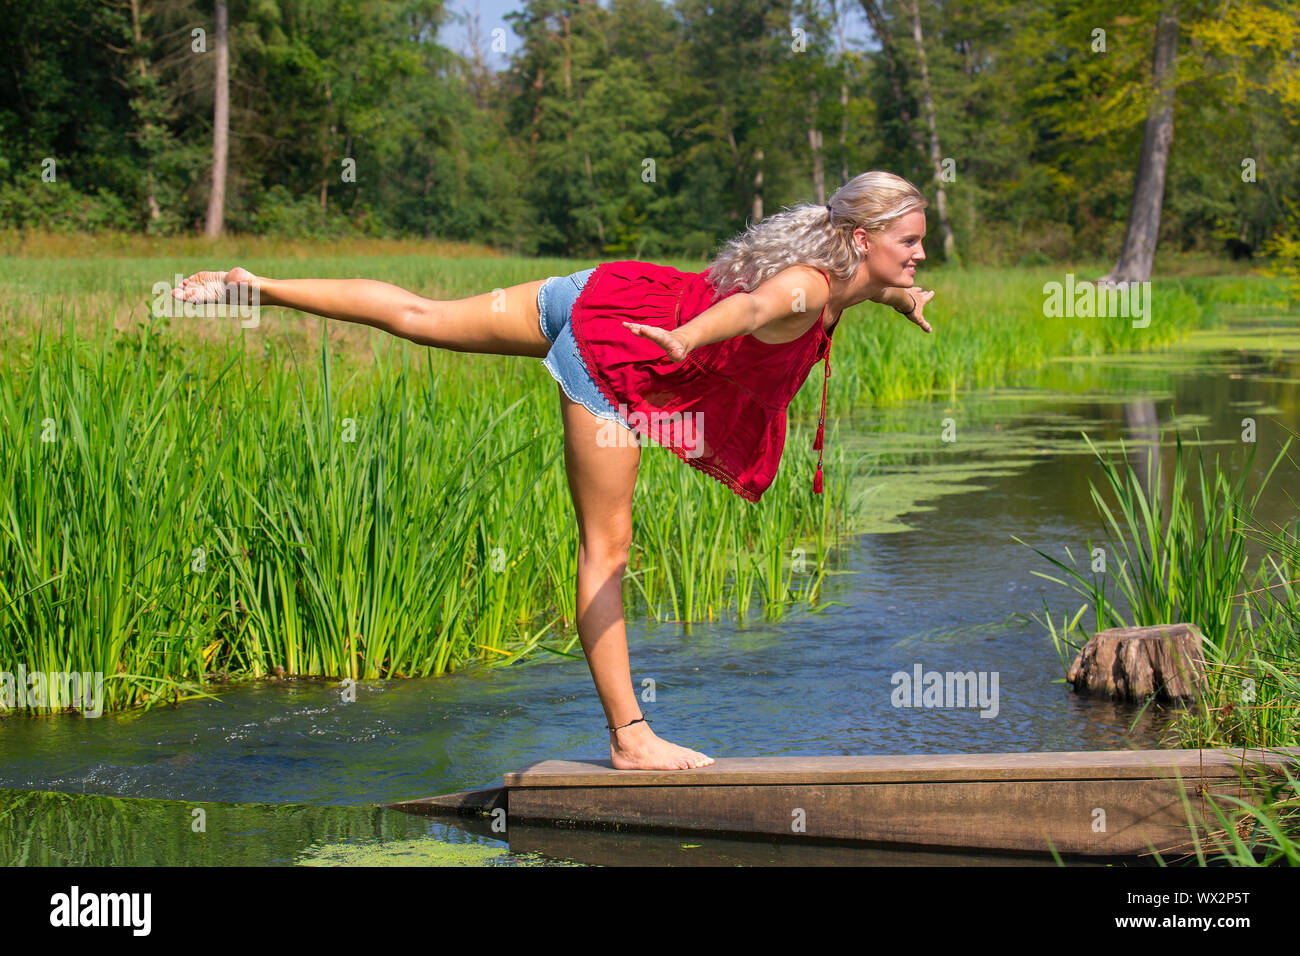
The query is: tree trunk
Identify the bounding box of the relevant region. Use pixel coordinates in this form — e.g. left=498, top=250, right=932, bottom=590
left=809, top=88, right=825, bottom=203
left=561, top=11, right=572, bottom=152
left=752, top=148, right=764, bottom=223
left=906, top=0, right=958, bottom=265
left=203, top=0, right=228, bottom=238
left=718, top=98, right=745, bottom=220
left=1100, top=1, right=1180, bottom=285
left=858, top=0, right=927, bottom=158
left=129, top=0, right=160, bottom=222
left=1067, top=623, right=1206, bottom=703
left=530, top=64, right=544, bottom=147
left=584, top=150, right=603, bottom=246
left=464, top=0, right=490, bottom=111
left=320, top=79, right=334, bottom=211
left=833, top=0, right=848, bottom=186
left=840, top=73, right=849, bottom=187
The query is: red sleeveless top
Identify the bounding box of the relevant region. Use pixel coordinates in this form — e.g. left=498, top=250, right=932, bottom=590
left=569, top=260, right=837, bottom=502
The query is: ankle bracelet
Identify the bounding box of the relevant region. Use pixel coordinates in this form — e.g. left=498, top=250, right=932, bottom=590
left=607, top=716, right=649, bottom=732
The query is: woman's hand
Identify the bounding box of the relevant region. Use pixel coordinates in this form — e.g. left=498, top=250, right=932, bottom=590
left=623, top=322, right=691, bottom=363
left=896, top=286, right=935, bottom=333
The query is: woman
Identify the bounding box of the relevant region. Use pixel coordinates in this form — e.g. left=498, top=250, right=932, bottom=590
left=171, top=170, right=936, bottom=771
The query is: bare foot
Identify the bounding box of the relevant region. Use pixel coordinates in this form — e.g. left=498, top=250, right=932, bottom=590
left=609, top=719, right=714, bottom=770
left=171, top=266, right=258, bottom=304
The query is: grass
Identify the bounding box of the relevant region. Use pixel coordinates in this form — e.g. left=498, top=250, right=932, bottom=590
left=0, top=242, right=1284, bottom=716
left=0, top=314, right=846, bottom=714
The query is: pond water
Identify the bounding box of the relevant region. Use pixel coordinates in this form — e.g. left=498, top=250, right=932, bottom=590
left=3, top=306, right=1296, bottom=866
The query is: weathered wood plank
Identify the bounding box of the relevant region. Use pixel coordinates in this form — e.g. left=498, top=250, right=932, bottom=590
left=389, top=748, right=1299, bottom=857
left=503, top=747, right=1298, bottom=788
left=507, top=777, right=1253, bottom=856
left=385, top=785, right=505, bottom=816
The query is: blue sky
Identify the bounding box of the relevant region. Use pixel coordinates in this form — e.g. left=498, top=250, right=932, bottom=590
left=436, top=0, right=876, bottom=73
left=436, top=0, right=525, bottom=72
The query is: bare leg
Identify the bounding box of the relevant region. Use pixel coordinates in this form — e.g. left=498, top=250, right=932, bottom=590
left=558, top=385, right=713, bottom=771
left=171, top=267, right=553, bottom=357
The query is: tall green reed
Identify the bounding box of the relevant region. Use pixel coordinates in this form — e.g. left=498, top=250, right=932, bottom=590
left=0, top=324, right=232, bottom=711
left=1, top=319, right=859, bottom=713
left=1018, top=431, right=1291, bottom=656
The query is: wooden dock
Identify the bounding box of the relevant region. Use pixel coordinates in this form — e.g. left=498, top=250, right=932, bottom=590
left=386, top=747, right=1300, bottom=858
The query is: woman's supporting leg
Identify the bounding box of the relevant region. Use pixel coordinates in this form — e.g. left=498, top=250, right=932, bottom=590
left=558, top=385, right=714, bottom=771
left=171, top=267, right=553, bottom=357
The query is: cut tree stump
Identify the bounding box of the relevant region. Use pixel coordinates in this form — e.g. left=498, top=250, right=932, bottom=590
left=1067, top=623, right=1207, bottom=703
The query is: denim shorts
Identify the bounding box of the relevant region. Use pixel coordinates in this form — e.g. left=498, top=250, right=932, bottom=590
left=539, top=268, right=632, bottom=431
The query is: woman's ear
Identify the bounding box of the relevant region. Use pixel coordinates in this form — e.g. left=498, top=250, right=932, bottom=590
left=852, top=227, right=870, bottom=255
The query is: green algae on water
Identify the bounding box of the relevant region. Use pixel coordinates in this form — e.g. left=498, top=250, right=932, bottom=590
left=295, top=834, right=574, bottom=866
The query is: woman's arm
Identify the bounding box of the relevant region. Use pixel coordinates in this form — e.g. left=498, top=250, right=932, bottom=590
left=872, top=286, right=913, bottom=313
left=622, top=266, right=825, bottom=361
left=620, top=294, right=758, bottom=362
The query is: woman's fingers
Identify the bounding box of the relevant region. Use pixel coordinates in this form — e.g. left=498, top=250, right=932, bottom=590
left=622, top=322, right=686, bottom=360
left=905, top=288, right=935, bottom=334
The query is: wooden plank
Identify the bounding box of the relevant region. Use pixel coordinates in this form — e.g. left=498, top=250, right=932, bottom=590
left=385, top=785, right=505, bottom=816
left=507, top=776, right=1256, bottom=856
left=503, top=747, right=1299, bottom=788
left=388, top=748, right=1299, bottom=857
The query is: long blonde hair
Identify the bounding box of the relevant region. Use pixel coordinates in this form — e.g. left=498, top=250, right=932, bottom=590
left=705, top=170, right=928, bottom=297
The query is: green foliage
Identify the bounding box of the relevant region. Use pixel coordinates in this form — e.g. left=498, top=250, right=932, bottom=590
left=1, top=0, right=1294, bottom=261
left=247, top=185, right=381, bottom=239
left=1260, top=221, right=1300, bottom=306
left=0, top=181, right=135, bottom=233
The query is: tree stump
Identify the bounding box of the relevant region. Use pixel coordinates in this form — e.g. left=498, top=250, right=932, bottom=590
left=1066, top=623, right=1207, bottom=703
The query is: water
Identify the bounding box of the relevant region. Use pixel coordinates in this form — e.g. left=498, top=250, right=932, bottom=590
left=3, top=310, right=1296, bottom=865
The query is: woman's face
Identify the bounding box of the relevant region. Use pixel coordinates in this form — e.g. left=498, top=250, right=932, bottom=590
left=854, top=210, right=927, bottom=288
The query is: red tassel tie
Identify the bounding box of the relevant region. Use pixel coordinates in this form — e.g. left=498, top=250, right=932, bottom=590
left=812, top=339, right=832, bottom=494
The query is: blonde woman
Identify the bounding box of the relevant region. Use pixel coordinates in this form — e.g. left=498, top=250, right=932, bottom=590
left=172, top=170, right=936, bottom=771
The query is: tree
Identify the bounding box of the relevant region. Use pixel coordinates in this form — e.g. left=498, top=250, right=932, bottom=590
left=858, top=0, right=958, bottom=262
left=203, top=0, right=228, bottom=237
left=904, top=0, right=958, bottom=264
left=1099, top=0, right=1179, bottom=284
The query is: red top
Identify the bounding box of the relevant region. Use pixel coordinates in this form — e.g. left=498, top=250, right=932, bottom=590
left=569, top=260, right=837, bottom=502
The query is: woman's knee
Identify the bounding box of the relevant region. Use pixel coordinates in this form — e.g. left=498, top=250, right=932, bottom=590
left=577, top=528, right=633, bottom=573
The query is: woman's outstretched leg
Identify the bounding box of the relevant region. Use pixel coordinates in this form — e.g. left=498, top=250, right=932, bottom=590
left=558, top=385, right=714, bottom=771
left=171, top=266, right=552, bottom=357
